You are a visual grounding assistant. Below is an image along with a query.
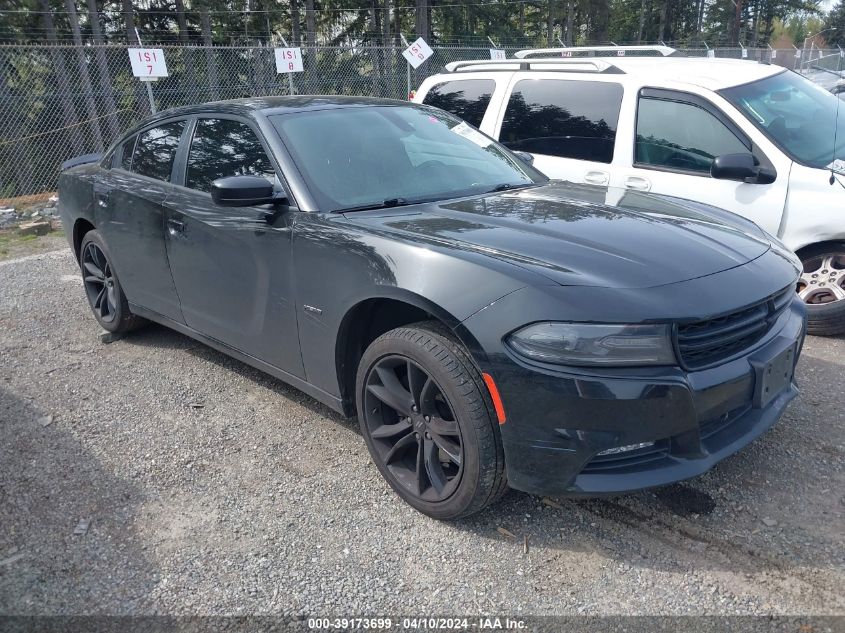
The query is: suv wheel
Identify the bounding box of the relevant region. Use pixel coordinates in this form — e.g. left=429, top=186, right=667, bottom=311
left=797, top=242, right=845, bottom=336
left=356, top=322, right=507, bottom=519
left=79, top=230, right=145, bottom=334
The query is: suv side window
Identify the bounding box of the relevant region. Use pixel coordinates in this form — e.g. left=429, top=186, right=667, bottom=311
left=422, top=79, right=496, bottom=128
left=185, top=118, right=276, bottom=192
left=499, top=79, right=623, bottom=163
left=131, top=121, right=185, bottom=181
left=635, top=98, right=748, bottom=174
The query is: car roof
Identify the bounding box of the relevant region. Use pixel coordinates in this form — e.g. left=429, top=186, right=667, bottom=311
left=434, top=56, right=786, bottom=91
left=138, top=95, right=413, bottom=126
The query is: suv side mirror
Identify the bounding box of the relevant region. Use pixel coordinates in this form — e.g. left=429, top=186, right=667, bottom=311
left=513, top=150, right=535, bottom=165
left=711, top=153, right=776, bottom=185
left=211, top=175, right=282, bottom=207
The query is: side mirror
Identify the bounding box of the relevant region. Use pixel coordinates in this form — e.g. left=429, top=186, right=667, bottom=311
left=513, top=150, right=535, bottom=165
left=211, top=175, right=281, bottom=207
left=711, top=153, right=775, bottom=185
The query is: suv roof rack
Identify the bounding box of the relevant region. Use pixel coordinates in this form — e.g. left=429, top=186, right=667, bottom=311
left=444, top=58, right=623, bottom=74
left=514, top=45, right=678, bottom=59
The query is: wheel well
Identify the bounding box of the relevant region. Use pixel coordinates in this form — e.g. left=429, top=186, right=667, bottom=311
left=72, top=218, right=95, bottom=261
left=795, top=240, right=845, bottom=260
left=336, top=298, right=442, bottom=417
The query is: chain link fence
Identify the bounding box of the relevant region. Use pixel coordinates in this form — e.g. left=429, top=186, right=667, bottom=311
left=1, top=42, right=842, bottom=202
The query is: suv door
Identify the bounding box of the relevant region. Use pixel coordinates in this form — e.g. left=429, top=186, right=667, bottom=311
left=617, top=88, right=790, bottom=236
left=494, top=76, right=624, bottom=186
left=101, top=120, right=187, bottom=323
left=162, top=115, right=304, bottom=378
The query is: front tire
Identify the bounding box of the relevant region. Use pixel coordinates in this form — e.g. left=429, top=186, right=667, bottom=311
left=79, top=230, right=145, bottom=334
left=797, top=242, right=845, bottom=336
left=356, top=322, right=507, bottom=520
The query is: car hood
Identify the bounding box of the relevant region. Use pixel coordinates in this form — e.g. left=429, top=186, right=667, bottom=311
left=342, top=182, right=772, bottom=289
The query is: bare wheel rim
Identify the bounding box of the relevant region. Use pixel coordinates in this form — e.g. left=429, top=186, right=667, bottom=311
left=363, top=354, right=464, bottom=503
left=81, top=242, right=117, bottom=323
left=797, top=252, right=845, bottom=305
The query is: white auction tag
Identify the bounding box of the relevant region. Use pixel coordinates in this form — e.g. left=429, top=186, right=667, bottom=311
left=128, top=48, right=168, bottom=78
left=489, top=49, right=506, bottom=60
left=771, top=49, right=777, bottom=59
left=451, top=121, right=492, bottom=148
left=402, top=37, right=433, bottom=69
left=741, top=48, right=748, bottom=58
left=274, top=47, right=304, bottom=73
left=707, top=50, right=715, bottom=58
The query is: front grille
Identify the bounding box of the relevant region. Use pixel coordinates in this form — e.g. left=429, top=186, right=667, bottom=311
left=676, top=287, right=793, bottom=369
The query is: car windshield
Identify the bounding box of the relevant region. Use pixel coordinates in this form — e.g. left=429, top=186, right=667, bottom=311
left=720, top=70, right=845, bottom=170
left=270, top=104, right=545, bottom=212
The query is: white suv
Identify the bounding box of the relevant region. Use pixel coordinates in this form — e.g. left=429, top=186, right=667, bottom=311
left=413, top=47, right=845, bottom=335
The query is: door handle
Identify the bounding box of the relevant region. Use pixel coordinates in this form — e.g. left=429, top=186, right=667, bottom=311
left=584, top=170, right=609, bottom=185
left=167, top=218, right=185, bottom=237
left=624, top=176, right=651, bottom=191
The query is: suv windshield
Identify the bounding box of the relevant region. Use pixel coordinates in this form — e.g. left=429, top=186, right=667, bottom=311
left=721, top=70, right=845, bottom=169
left=271, top=105, right=545, bottom=212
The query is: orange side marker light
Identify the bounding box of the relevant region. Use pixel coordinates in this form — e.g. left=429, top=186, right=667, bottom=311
left=482, top=372, right=507, bottom=425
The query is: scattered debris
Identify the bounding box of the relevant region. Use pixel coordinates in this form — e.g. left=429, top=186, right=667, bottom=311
left=761, top=517, right=778, bottom=527
left=73, top=519, right=90, bottom=536
left=523, top=534, right=529, bottom=555
left=189, top=403, right=205, bottom=409
left=37, top=414, right=53, bottom=427
left=17, top=219, right=51, bottom=237
left=99, top=331, right=123, bottom=344
left=541, top=497, right=564, bottom=510
left=496, top=527, right=516, bottom=539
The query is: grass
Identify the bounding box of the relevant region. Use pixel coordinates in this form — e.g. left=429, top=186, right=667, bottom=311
left=0, top=227, right=65, bottom=260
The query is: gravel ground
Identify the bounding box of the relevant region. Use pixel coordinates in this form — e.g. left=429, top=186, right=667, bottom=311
left=0, top=247, right=843, bottom=616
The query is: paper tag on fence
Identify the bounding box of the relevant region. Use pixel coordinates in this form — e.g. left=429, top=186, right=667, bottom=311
left=274, top=48, right=303, bottom=73
left=128, top=48, right=168, bottom=78
left=771, top=49, right=777, bottom=59
left=402, top=37, right=433, bottom=69
left=741, top=48, right=748, bottom=58
left=489, top=49, right=506, bottom=60
left=707, top=50, right=715, bottom=58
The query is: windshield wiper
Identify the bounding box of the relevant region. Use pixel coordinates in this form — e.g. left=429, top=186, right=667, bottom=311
left=485, top=182, right=536, bottom=194
left=333, top=198, right=411, bottom=214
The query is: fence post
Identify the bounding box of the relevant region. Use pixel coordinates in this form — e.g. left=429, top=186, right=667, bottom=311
left=134, top=29, right=157, bottom=114
left=400, top=34, right=411, bottom=99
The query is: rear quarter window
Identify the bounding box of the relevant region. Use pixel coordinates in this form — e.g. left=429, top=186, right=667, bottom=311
left=422, top=79, right=496, bottom=128
left=499, top=79, right=623, bottom=163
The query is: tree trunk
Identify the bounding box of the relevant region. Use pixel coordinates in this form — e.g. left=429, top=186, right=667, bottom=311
left=65, top=0, right=104, bottom=152
left=200, top=8, right=219, bottom=100
left=291, top=0, right=301, bottom=46
left=174, top=0, right=195, bottom=108
left=637, top=0, right=647, bottom=44
left=658, top=0, right=668, bottom=42
left=306, top=0, right=316, bottom=47
left=415, top=0, right=429, bottom=41
left=565, top=0, right=573, bottom=46
left=122, top=0, right=135, bottom=43
left=175, top=0, right=190, bottom=44
left=732, top=0, right=743, bottom=46
left=41, top=0, right=84, bottom=156
left=86, top=0, right=120, bottom=140
left=546, top=0, right=555, bottom=47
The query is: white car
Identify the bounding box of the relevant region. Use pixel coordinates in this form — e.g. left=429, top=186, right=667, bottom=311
left=413, top=46, right=845, bottom=335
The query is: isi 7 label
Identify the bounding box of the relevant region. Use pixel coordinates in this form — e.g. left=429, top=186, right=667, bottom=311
left=128, top=48, right=168, bottom=78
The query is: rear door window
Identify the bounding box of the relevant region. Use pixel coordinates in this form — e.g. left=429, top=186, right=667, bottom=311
left=499, top=79, right=623, bottom=163
left=422, top=79, right=496, bottom=128
left=118, top=135, right=136, bottom=170
left=185, top=118, right=276, bottom=192
left=131, top=120, right=185, bottom=182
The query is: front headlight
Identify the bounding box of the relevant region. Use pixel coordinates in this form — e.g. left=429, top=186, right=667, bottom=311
left=506, top=322, right=676, bottom=367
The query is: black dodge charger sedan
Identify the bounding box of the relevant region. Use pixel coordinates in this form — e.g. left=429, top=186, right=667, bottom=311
left=58, top=96, right=806, bottom=519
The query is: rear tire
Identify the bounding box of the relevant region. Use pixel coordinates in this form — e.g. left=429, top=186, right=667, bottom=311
left=797, top=242, right=845, bottom=336
left=356, top=321, right=507, bottom=520
left=79, top=230, right=145, bottom=334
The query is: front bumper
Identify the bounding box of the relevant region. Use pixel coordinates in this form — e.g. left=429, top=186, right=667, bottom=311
left=462, top=293, right=806, bottom=498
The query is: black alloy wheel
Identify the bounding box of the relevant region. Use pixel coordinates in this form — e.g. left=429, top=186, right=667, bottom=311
left=363, top=355, right=464, bottom=502
left=78, top=230, right=145, bottom=334
left=81, top=241, right=117, bottom=324
left=356, top=322, right=508, bottom=519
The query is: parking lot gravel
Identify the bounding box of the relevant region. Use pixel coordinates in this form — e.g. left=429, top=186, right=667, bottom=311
left=1, top=247, right=843, bottom=616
